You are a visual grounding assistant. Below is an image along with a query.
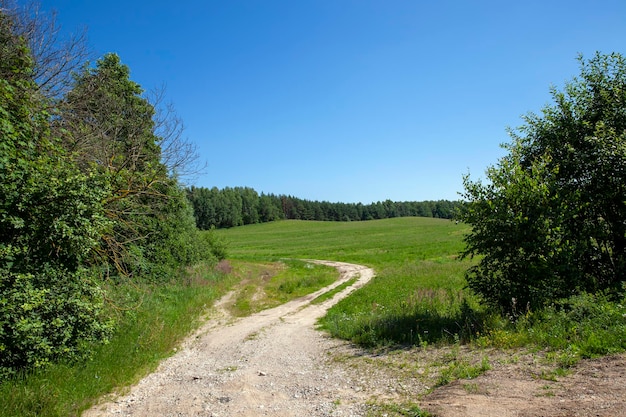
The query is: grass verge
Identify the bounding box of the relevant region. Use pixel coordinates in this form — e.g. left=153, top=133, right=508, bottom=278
left=311, top=276, right=358, bottom=305
left=0, top=261, right=238, bottom=417
left=225, top=259, right=339, bottom=316
left=365, top=401, right=432, bottom=416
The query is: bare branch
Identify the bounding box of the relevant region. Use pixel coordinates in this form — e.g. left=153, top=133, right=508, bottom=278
left=148, top=85, right=207, bottom=184
left=1, top=0, right=92, bottom=99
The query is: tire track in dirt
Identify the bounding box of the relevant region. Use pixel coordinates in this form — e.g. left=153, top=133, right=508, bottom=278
left=84, top=260, right=376, bottom=417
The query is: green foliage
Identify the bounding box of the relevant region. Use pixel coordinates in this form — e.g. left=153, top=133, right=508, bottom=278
left=1, top=10, right=111, bottom=380
left=475, top=290, right=626, bottom=368
left=0, top=263, right=237, bottom=417
left=60, top=53, right=162, bottom=173
left=460, top=52, right=626, bottom=314
left=217, top=218, right=479, bottom=347
left=56, top=53, right=223, bottom=280
left=59, top=53, right=172, bottom=277
left=1, top=6, right=221, bottom=380
left=118, top=179, right=222, bottom=281
left=0, top=268, right=112, bottom=380
left=516, top=291, right=626, bottom=360
left=187, top=185, right=460, bottom=229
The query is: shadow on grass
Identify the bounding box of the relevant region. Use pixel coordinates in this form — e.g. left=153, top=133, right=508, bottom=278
left=323, top=300, right=492, bottom=348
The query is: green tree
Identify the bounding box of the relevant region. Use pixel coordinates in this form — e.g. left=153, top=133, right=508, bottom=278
left=236, top=186, right=260, bottom=225
left=0, top=10, right=111, bottom=378
left=59, top=53, right=162, bottom=174
left=460, top=52, right=626, bottom=314
left=59, top=53, right=215, bottom=278
left=258, top=193, right=282, bottom=222
left=187, top=186, right=216, bottom=229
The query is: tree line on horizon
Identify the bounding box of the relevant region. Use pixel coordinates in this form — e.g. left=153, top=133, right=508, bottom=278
left=186, top=186, right=461, bottom=229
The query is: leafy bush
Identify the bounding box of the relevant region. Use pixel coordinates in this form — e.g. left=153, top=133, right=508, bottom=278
left=0, top=11, right=112, bottom=379
left=460, top=52, right=626, bottom=314
left=0, top=268, right=112, bottom=379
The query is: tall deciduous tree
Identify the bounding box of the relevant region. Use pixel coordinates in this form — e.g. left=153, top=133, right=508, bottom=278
left=58, top=53, right=211, bottom=278
left=460, top=52, right=626, bottom=314
left=0, top=9, right=110, bottom=378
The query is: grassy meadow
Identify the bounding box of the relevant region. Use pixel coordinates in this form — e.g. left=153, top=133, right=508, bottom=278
left=217, top=218, right=626, bottom=356
left=216, top=217, right=484, bottom=346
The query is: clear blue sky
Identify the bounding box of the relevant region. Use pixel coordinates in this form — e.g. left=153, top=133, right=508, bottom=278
left=33, top=0, right=626, bottom=203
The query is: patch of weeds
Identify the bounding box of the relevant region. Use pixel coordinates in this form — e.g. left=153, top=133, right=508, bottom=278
left=366, top=401, right=431, bottom=417
left=537, top=384, right=556, bottom=397
left=462, top=382, right=480, bottom=394
left=327, top=351, right=354, bottom=364
left=482, top=329, right=529, bottom=349
left=538, top=365, right=570, bottom=382
left=515, top=292, right=626, bottom=361
left=218, top=366, right=238, bottom=373
left=312, top=277, right=358, bottom=305
left=436, top=355, right=490, bottom=387
left=508, top=354, right=520, bottom=364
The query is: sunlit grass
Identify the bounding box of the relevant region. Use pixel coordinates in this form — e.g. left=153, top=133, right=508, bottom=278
left=0, top=262, right=238, bottom=417
left=225, top=259, right=339, bottom=316
left=217, top=218, right=483, bottom=347
left=216, top=218, right=469, bottom=270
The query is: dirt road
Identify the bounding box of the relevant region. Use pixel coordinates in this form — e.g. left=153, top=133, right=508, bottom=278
left=84, top=261, right=378, bottom=416
left=84, top=260, right=626, bottom=417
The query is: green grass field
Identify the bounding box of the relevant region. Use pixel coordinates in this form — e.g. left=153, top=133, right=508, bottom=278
left=216, top=217, right=483, bottom=346
left=216, top=217, right=468, bottom=268
left=217, top=217, right=626, bottom=356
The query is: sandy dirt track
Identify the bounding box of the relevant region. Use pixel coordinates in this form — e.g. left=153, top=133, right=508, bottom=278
left=84, top=260, right=377, bottom=416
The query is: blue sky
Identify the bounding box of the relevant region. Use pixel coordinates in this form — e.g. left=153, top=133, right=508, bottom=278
left=33, top=0, right=626, bottom=203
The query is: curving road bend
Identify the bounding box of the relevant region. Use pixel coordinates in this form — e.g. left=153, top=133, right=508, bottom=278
left=84, top=260, right=376, bottom=417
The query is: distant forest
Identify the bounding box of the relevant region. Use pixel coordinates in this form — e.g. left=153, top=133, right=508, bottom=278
left=186, top=186, right=461, bottom=229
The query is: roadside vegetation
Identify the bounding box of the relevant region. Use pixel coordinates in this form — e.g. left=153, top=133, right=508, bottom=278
left=0, top=263, right=239, bottom=417
left=0, top=3, right=227, bottom=416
